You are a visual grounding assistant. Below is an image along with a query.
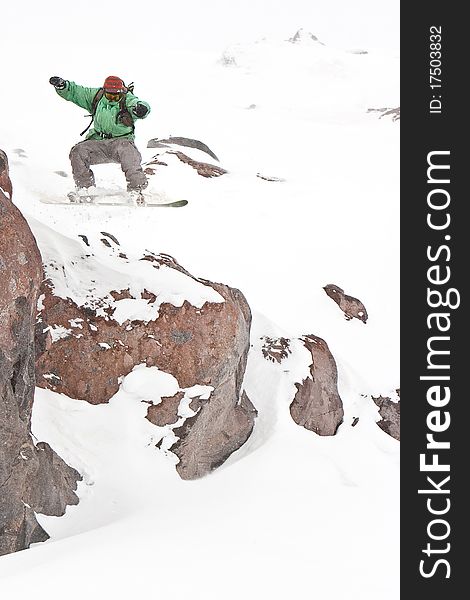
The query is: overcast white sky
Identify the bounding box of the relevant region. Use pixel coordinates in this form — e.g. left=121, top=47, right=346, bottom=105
left=4, top=0, right=399, bottom=54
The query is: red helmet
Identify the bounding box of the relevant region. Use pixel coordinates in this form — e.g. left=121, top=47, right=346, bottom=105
left=103, top=75, right=126, bottom=94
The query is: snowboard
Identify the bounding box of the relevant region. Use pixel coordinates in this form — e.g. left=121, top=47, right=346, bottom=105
left=40, top=189, right=188, bottom=208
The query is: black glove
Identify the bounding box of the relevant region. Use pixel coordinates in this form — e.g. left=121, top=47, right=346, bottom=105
left=49, top=76, right=66, bottom=90
left=133, top=103, right=149, bottom=118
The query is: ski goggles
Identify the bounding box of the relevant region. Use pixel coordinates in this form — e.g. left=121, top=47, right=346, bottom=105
left=104, top=92, right=122, bottom=102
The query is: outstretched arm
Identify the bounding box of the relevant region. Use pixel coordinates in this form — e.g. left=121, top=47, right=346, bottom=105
left=125, top=93, right=151, bottom=119
left=49, top=77, right=99, bottom=112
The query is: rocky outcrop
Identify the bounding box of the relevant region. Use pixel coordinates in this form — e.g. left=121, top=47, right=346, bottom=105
left=372, top=389, right=400, bottom=440
left=323, top=283, right=368, bottom=323
left=0, top=149, right=13, bottom=199
left=147, top=137, right=220, bottom=162
left=173, top=389, right=256, bottom=477
left=0, top=152, right=81, bottom=556
left=169, top=151, right=227, bottom=177
left=145, top=151, right=227, bottom=178
left=290, top=335, right=344, bottom=436
left=261, top=336, right=291, bottom=363
left=144, top=136, right=226, bottom=179
left=35, top=235, right=256, bottom=480
left=147, top=392, right=185, bottom=427
left=260, top=334, right=344, bottom=436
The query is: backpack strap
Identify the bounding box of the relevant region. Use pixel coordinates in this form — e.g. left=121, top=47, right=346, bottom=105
left=80, top=89, right=105, bottom=136
left=116, top=94, right=135, bottom=133
left=79, top=86, right=135, bottom=137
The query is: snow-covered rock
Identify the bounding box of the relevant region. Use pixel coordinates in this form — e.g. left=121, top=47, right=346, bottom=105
left=0, top=150, right=12, bottom=199
left=147, top=150, right=227, bottom=178
left=372, top=389, right=400, bottom=440
left=0, top=154, right=80, bottom=556
left=145, top=136, right=226, bottom=178
left=261, top=334, right=344, bottom=435
left=34, top=225, right=256, bottom=479
left=289, top=335, right=344, bottom=436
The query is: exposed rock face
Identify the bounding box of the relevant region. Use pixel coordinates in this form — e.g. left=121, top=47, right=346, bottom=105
left=146, top=150, right=227, bottom=178
left=290, top=335, right=344, bottom=436
left=168, top=150, right=227, bottom=177
left=144, top=136, right=226, bottom=179
left=261, top=336, right=291, bottom=363
left=37, top=279, right=248, bottom=403
left=323, top=283, right=368, bottom=323
left=35, top=237, right=255, bottom=480
left=259, top=334, right=344, bottom=436
left=372, top=389, right=400, bottom=441
left=147, top=392, right=185, bottom=427
left=0, top=149, right=13, bottom=199
left=147, top=137, right=220, bottom=162
left=0, top=153, right=81, bottom=556
left=173, top=390, right=256, bottom=478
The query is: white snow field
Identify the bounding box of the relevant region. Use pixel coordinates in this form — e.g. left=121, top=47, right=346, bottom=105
left=0, top=23, right=399, bottom=600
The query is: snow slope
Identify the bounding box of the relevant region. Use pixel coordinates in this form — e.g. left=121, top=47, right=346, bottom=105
left=0, top=30, right=399, bottom=599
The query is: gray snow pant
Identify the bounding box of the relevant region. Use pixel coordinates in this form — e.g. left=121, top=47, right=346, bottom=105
left=69, top=138, right=147, bottom=190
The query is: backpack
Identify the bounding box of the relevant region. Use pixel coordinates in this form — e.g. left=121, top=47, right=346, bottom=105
left=80, top=82, right=135, bottom=137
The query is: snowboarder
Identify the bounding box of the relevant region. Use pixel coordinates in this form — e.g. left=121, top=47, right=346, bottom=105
left=49, top=75, right=151, bottom=205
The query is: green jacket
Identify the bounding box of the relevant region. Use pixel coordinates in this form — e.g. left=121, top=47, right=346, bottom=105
left=56, top=81, right=151, bottom=140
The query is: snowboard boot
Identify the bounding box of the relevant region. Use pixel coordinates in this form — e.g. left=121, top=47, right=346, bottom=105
left=128, top=188, right=146, bottom=206
left=67, top=187, right=95, bottom=204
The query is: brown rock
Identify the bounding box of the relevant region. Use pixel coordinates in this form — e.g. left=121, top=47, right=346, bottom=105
left=141, top=289, right=157, bottom=303
left=0, top=153, right=81, bottom=556
left=23, top=442, right=81, bottom=515
left=37, top=283, right=245, bottom=401
left=147, top=150, right=227, bottom=178
left=372, top=389, right=400, bottom=440
left=173, top=390, right=257, bottom=479
left=169, top=151, right=227, bottom=178
left=36, top=247, right=256, bottom=480
left=146, top=392, right=184, bottom=427
left=290, top=335, right=344, bottom=435
left=261, top=336, right=291, bottom=363
left=323, top=283, right=368, bottom=323
left=110, top=288, right=133, bottom=301
left=0, top=149, right=13, bottom=199
left=147, top=137, right=220, bottom=162
left=259, top=333, right=344, bottom=436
